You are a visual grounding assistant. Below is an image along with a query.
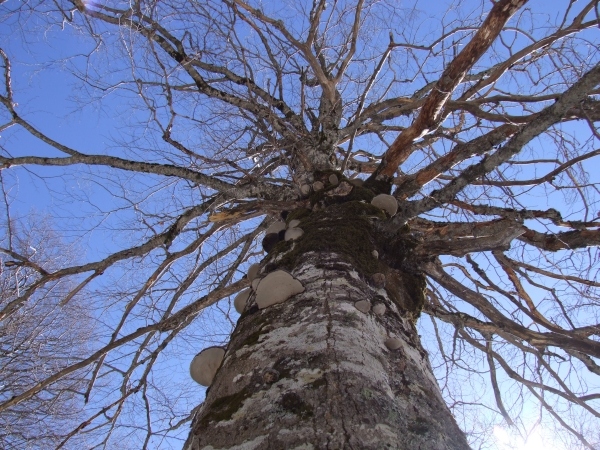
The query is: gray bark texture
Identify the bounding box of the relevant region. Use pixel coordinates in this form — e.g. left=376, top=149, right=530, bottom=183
left=185, top=200, right=470, bottom=450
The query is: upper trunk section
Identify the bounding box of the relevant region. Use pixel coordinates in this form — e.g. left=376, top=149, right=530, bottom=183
left=185, top=196, right=470, bottom=450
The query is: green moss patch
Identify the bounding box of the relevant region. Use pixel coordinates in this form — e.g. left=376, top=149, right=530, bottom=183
left=286, top=207, right=312, bottom=223
left=198, top=388, right=252, bottom=427
left=241, top=326, right=267, bottom=348
left=345, top=185, right=376, bottom=203
left=279, top=392, right=313, bottom=418
left=269, top=201, right=386, bottom=276
left=363, top=176, right=393, bottom=195
left=409, top=417, right=430, bottom=435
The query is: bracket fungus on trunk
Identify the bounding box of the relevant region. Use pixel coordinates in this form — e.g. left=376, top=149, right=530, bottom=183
left=328, top=174, right=339, bottom=185
left=371, top=272, right=386, bottom=288
left=251, top=277, right=262, bottom=291
left=247, top=263, right=260, bottom=282
left=266, top=221, right=286, bottom=235
left=354, top=300, right=371, bottom=313
left=190, top=346, right=226, bottom=387
left=384, top=337, right=402, bottom=351
left=312, top=181, right=324, bottom=192
left=284, top=227, right=304, bottom=241
left=288, top=219, right=301, bottom=229
left=255, top=270, right=305, bottom=309
left=300, top=184, right=311, bottom=195
left=371, top=194, right=398, bottom=217
left=234, top=288, right=251, bottom=314
left=373, top=303, right=387, bottom=315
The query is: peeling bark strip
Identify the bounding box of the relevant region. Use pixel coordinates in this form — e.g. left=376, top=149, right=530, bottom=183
left=374, top=0, right=528, bottom=178
left=185, top=203, right=469, bottom=450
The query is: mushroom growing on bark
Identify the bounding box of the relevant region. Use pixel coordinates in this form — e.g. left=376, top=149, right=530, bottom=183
left=354, top=300, right=371, bottom=313
left=251, top=277, right=261, bottom=291
left=288, top=219, right=301, bottom=229
left=190, top=347, right=226, bottom=386
left=328, top=174, right=339, bottom=185
left=247, top=263, right=260, bottom=282
left=266, top=221, right=286, bottom=235
left=373, top=303, right=387, bottom=315
left=284, top=228, right=304, bottom=241
left=384, top=337, right=402, bottom=350
left=312, top=181, right=324, bottom=191
left=371, top=273, right=386, bottom=288
left=234, top=289, right=251, bottom=314
left=371, top=194, right=398, bottom=217
left=255, top=270, right=305, bottom=309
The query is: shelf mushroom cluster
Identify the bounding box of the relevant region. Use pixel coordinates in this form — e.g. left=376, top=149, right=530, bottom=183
left=233, top=263, right=261, bottom=314
left=190, top=190, right=401, bottom=387
left=353, top=299, right=387, bottom=316
left=255, top=270, right=305, bottom=309
left=298, top=172, right=339, bottom=197
left=193, top=269, right=306, bottom=386
left=235, top=260, right=306, bottom=315
left=261, top=219, right=304, bottom=253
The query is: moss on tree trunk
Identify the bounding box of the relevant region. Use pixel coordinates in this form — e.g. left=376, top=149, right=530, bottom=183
left=185, top=194, right=469, bottom=450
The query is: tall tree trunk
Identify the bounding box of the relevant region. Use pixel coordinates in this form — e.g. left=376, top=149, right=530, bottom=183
left=185, top=200, right=470, bottom=449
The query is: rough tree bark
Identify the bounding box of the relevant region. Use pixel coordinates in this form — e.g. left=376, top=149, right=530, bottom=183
left=185, top=195, right=470, bottom=449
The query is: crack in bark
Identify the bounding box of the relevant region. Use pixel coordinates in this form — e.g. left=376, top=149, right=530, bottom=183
left=322, top=279, right=353, bottom=449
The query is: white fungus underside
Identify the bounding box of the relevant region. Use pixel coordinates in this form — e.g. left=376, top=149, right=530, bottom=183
left=266, top=221, right=286, bottom=235
left=247, top=263, right=260, bottom=282
left=190, top=347, right=226, bottom=386
left=370, top=194, right=398, bottom=216
left=234, top=289, right=251, bottom=314
left=255, top=270, right=304, bottom=309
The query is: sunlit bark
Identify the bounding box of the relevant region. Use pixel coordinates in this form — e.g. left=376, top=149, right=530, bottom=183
left=186, top=202, right=469, bottom=449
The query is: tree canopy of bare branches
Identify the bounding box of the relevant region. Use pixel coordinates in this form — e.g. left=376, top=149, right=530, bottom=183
left=0, top=216, right=92, bottom=449
left=0, top=0, right=599, bottom=448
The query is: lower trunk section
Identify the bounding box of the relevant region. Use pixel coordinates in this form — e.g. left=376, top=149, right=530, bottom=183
left=185, top=251, right=469, bottom=449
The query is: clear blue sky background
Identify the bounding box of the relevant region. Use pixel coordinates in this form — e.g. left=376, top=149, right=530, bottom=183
left=1, top=0, right=598, bottom=448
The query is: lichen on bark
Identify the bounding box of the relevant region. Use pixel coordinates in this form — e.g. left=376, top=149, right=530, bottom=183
left=185, top=247, right=469, bottom=449
left=184, top=184, right=468, bottom=450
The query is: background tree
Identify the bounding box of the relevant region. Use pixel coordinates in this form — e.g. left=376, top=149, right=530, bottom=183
left=0, top=214, right=93, bottom=449
left=0, top=0, right=599, bottom=448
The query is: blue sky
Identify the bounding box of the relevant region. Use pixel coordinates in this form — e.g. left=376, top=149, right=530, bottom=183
left=1, top=0, right=599, bottom=448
